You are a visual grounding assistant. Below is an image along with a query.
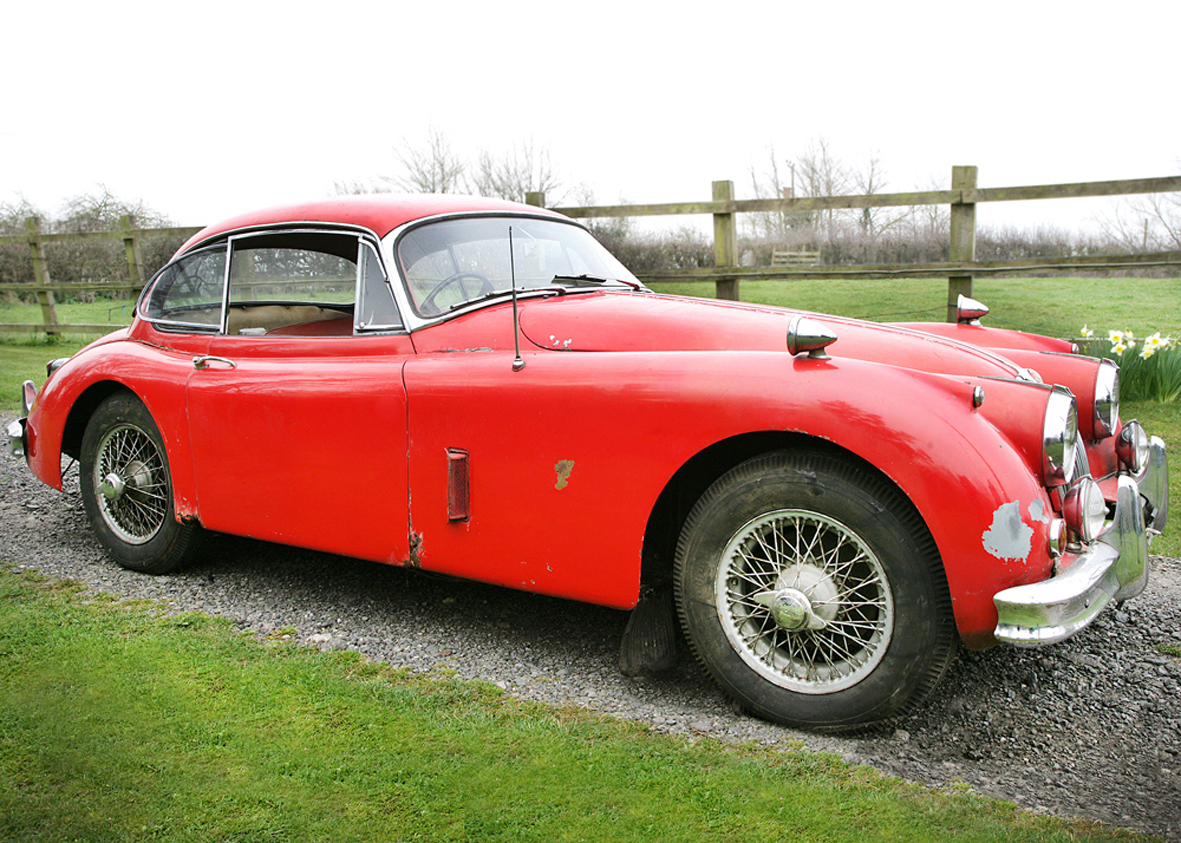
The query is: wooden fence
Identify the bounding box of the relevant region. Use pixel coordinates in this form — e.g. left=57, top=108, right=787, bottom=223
left=3, top=168, right=1180, bottom=335
left=0, top=215, right=201, bottom=336
left=530, top=167, right=1181, bottom=320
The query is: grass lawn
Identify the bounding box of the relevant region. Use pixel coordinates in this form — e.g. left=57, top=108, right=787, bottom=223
left=0, top=568, right=1149, bottom=843
left=648, top=275, right=1181, bottom=338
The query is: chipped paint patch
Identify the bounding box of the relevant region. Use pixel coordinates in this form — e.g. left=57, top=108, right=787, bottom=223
left=554, top=460, right=575, bottom=490
left=548, top=334, right=573, bottom=349
left=983, top=501, right=1034, bottom=561
left=1027, top=499, right=1049, bottom=523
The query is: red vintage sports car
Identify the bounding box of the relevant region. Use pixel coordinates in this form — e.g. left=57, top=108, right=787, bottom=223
left=7, top=195, right=1169, bottom=732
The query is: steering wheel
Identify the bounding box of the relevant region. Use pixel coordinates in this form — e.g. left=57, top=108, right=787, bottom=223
left=421, top=272, right=495, bottom=315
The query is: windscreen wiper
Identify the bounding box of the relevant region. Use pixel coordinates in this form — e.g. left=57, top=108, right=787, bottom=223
left=448, top=287, right=562, bottom=311
left=550, top=274, right=642, bottom=290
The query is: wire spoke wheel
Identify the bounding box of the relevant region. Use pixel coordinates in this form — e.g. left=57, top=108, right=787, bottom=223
left=717, top=510, right=893, bottom=694
left=675, top=451, right=956, bottom=732
left=80, top=393, right=202, bottom=573
left=93, top=423, right=169, bottom=545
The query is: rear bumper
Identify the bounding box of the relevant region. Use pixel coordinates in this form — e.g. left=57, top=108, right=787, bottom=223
left=994, top=436, right=1167, bottom=646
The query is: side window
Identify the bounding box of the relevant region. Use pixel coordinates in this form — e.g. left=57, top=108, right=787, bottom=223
left=142, top=246, right=227, bottom=329
left=222, top=231, right=401, bottom=337
left=357, top=241, right=403, bottom=332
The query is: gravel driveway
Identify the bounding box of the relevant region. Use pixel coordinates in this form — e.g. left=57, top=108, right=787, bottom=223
left=3, top=440, right=1179, bottom=841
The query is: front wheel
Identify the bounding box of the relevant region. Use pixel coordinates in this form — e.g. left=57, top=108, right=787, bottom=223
left=674, top=451, right=956, bottom=732
left=80, top=393, right=202, bottom=573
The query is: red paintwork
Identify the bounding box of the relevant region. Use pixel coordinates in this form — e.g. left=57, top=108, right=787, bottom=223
left=23, top=197, right=1111, bottom=650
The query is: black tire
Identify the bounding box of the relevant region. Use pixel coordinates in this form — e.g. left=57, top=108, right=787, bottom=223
left=674, top=450, right=956, bottom=733
left=80, top=393, right=203, bottom=574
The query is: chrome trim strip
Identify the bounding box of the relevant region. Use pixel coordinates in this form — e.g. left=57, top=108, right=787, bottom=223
left=994, top=475, right=1148, bottom=646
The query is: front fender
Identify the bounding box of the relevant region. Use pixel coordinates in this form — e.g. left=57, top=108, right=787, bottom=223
left=26, top=336, right=205, bottom=520
left=734, top=356, right=1056, bottom=646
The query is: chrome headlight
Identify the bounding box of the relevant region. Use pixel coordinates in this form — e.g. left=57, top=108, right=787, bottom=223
left=1092, top=359, right=1119, bottom=439
left=1042, top=386, right=1078, bottom=486
left=1062, top=477, right=1107, bottom=543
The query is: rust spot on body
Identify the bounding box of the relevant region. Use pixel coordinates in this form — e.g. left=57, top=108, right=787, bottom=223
left=554, top=460, right=574, bottom=490
left=406, top=530, right=423, bottom=568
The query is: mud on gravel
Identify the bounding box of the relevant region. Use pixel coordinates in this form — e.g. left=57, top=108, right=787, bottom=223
left=3, top=441, right=1179, bottom=841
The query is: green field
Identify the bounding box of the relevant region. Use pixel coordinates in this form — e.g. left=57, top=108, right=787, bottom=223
left=648, top=275, right=1181, bottom=339
left=0, top=568, right=1150, bottom=843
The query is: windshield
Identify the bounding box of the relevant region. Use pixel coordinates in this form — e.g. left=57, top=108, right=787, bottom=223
left=396, top=216, right=641, bottom=316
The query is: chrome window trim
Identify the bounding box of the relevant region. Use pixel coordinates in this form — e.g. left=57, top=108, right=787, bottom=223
left=136, top=243, right=230, bottom=333
left=355, top=239, right=406, bottom=334
left=141, top=225, right=409, bottom=337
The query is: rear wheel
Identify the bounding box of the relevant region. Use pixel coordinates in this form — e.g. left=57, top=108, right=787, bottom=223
left=80, top=393, right=202, bottom=573
left=674, top=450, right=956, bottom=732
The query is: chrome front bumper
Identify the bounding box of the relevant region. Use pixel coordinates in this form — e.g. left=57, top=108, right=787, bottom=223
left=994, top=436, right=1168, bottom=646
left=5, top=418, right=25, bottom=458
left=6, top=380, right=36, bottom=459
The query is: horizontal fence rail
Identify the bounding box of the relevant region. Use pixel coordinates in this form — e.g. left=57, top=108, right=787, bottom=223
left=3, top=171, right=1180, bottom=335
left=546, top=176, right=1181, bottom=217
left=530, top=170, right=1181, bottom=320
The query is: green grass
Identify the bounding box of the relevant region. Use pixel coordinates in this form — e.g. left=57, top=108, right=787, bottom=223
left=0, top=568, right=1148, bottom=843
left=650, top=275, right=1181, bottom=339
left=0, top=297, right=136, bottom=331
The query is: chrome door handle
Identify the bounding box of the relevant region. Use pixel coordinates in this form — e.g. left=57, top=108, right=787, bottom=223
left=192, top=355, right=236, bottom=370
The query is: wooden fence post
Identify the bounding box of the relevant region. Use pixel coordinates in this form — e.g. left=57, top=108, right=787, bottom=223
left=947, top=165, right=977, bottom=322
left=712, top=180, right=739, bottom=301
left=25, top=216, right=60, bottom=337
left=120, top=214, right=146, bottom=292
left=524, top=192, right=545, bottom=208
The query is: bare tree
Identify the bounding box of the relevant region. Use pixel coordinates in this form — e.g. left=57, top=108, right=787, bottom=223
left=746, top=146, right=812, bottom=242
left=0, top=195, right=44, bottom=235
left=388, top=127, right=466, bottom=194
left=470, top=140, right=562, bottom=203
left=332, top=178, right=390, bottom=196
left=1100, top=193, right=1181, bottom=252
left=55, top=185, right=169, bottom=233
left=351, top=130, right=563, bottom=202
left=793, top=138, right=851, bottom=241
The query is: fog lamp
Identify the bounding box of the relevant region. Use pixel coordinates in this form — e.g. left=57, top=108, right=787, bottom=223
left=1062, top=478, right=1106, bottom=544
left=1116, top=420, right=1149, bottom=473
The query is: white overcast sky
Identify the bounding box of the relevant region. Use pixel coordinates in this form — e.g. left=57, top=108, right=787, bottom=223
left=3, top=0, right=1177, bottom=233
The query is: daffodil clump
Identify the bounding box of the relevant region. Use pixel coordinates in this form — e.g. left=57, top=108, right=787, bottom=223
left=1081, top=326, right=1181, bottom=402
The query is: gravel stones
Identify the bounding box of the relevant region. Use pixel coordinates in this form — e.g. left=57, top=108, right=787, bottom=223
left=3, top=442, right=1179, bottom=841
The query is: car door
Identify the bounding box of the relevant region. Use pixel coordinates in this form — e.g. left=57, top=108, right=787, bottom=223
left=184, top=230, right=415, bottom=565
left=402, top=345, right=675, bottom=610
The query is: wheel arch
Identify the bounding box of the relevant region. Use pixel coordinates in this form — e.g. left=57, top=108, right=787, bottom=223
left=639, top=431, right=942, bottom=591
left=59, top=380, right=200, bottom=524
left=61, top=381, right=138, bottom=461
left=77, top=389, right=204, bottom=573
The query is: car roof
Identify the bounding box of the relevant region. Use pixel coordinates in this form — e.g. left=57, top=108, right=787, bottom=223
left=177, top=194, right=566, bottom=254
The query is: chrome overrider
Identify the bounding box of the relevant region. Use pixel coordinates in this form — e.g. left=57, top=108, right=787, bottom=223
left=6, top=380, right=36, bottom=459
left=994, top=431, right=1168, bottom=646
